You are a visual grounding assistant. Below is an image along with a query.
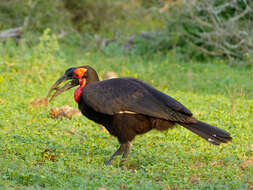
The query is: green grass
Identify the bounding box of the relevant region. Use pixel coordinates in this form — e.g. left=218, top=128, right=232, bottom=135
left=0, top=41, right=252, bottom=189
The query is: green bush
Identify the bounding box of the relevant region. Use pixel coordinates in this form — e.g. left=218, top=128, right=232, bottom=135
left=128, top=0, right=253, bottom=63
left=0, top=0, right=72, bottom=33
left=0, top=28, right=64, bottom=77
left=0, top=0, right=163, bottom=40
left=163, top=0, right=253, bottom=63
left=1, top=0, right=252, bottom=64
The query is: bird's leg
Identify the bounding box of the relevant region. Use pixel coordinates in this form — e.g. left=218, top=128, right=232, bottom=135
left=105, top=143, right=126, bottom=166
left=120, top=141, right=132, bottom=166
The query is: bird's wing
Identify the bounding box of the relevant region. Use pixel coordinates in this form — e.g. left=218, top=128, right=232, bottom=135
left=82, top=78, right=193, bottom=122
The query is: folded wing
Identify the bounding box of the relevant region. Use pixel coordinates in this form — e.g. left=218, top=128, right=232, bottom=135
left=82, top=78, right=193, bottom=123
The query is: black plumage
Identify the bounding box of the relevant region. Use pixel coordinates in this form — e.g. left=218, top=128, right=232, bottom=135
left=48, top=65, right=232, bottom=165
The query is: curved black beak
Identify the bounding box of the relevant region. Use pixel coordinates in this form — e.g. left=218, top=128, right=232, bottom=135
left=47, top=74, right=79, bottom=102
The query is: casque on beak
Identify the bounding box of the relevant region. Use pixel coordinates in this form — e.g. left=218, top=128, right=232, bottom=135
left=47, top=73, right=79, bottom=102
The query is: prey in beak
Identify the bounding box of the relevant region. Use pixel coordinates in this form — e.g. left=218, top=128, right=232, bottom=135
left=47, top=68, right=79, bottom=102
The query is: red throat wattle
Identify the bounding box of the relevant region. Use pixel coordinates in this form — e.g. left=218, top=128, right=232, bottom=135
left=74, top=78, right=86, bottom=102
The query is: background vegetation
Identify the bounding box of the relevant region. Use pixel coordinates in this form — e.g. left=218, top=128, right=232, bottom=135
left=1, top=0, right=253, bottom=63
left=0, top=0, right=252, bottom=189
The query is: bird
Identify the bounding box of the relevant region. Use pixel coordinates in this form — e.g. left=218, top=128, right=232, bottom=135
left=47, top=65, right=232, bottom=165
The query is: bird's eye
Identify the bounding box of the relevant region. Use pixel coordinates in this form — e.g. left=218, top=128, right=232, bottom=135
left=73, top=73, right=79, bottom=78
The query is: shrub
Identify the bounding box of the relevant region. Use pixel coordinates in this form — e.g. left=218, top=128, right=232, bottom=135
left=0, top=0, right=72, bottom=33
left=164, top=0, right=253, bottom=63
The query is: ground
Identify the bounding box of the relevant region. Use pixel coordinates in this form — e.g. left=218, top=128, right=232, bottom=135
left=0, top=47, right=252, bottom=189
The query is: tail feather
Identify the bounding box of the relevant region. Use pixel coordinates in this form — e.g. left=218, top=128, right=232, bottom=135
left=180, top=121, right=232, bottom=145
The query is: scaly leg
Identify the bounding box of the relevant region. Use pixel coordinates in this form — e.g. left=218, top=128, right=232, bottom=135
left=120, top=141, right=132, bottom=166
left=105, top=143, right=126, bottom=165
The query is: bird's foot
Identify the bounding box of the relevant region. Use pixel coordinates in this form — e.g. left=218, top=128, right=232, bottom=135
left=119, top=158, right=127, bottom=167
left=105, top=159, right=113, bottom=166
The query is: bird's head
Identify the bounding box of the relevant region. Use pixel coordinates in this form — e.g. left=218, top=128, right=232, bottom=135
left=47, top=65, right=99, bottom=102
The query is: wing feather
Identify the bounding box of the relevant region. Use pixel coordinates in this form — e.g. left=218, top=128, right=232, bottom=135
left=82, top=78, right=193, bottom=122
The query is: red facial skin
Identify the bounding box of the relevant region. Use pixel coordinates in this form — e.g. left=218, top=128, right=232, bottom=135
left=73, top=68, right=87, bottom=102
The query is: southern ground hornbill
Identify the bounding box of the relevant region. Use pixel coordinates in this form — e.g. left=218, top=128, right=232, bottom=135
left=48, top=65, right=232, bottom=165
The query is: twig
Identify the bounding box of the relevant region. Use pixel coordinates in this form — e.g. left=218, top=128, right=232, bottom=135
left=0, top=27, right=23, bottom=38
